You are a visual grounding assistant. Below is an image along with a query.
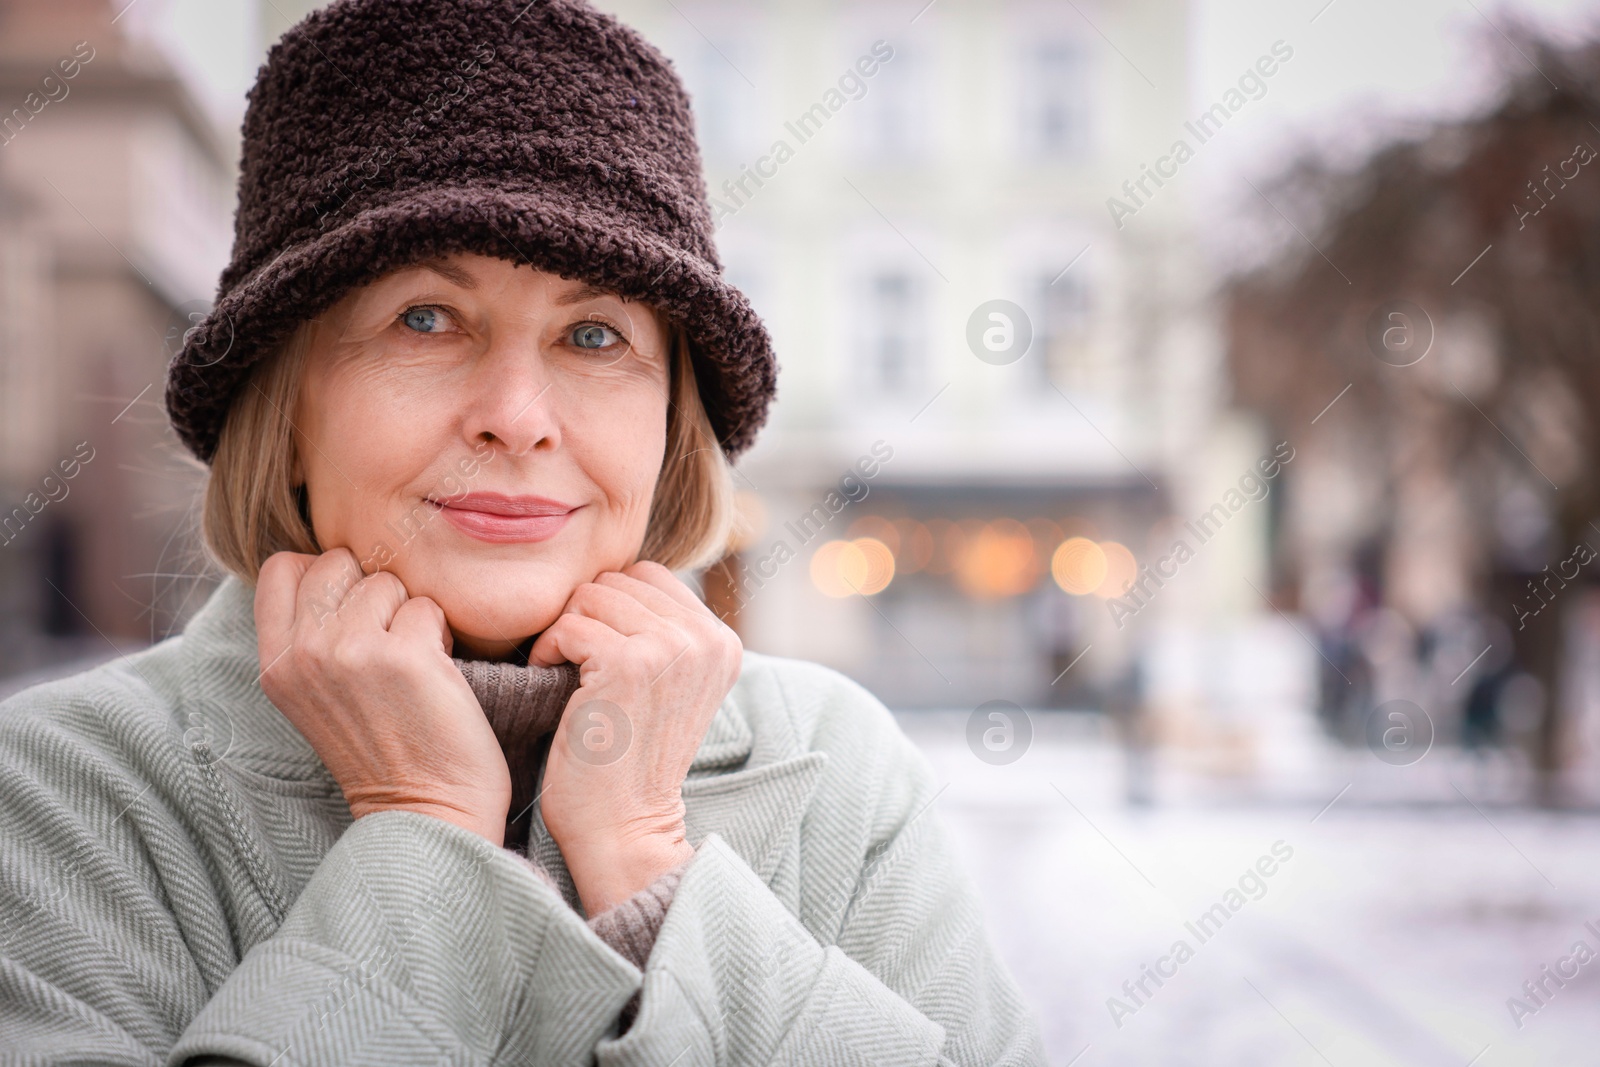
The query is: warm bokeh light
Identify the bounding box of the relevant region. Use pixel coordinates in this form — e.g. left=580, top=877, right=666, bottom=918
left=959, top=517, right=988, bottom=544
left=1093, top=541, right=1138, bottom=599
left=925, top=519, right=960, bottom=575
left=1057, top=517, right=1099, bottom=542
left=853, top=537, right=896, bottom=594
left=847, top=515, right=901, bottom=555
left=1051, top=537, right=1107, bottom=595
left=810, top=538, right=895, bottom=597
left=894, top=519, right=935, bottom=573
left=810, top=541, right=856, bottom=598
left=955, top=520, right=1039, bottom=598
left=1026, top=518, right=1063, bottom=555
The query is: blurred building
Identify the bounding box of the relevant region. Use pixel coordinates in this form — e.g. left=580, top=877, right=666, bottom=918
left=1225, top=36, right=1600, bottom=799
left=599, top=0, right=1298, bottom=732
left=0, top=0, right=232, bottom=675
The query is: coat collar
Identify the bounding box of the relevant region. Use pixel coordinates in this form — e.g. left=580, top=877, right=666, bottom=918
left=175, top=577, right=824, bottom=883
left=680, top=750, right=827, bottom=882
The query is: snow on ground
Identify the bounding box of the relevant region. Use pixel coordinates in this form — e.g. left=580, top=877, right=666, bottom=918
left=896, top=709, right=1600, bottom=1066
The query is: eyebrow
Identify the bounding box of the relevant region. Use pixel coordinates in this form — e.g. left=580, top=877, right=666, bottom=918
left=413, top=259, right=478, bottom=289
left=552, top=283, right=619, bottom=307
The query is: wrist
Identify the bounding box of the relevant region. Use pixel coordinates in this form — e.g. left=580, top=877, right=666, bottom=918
left=565, top=829, right=694, bottom=916
left=352, top=798, right=508, bottom=847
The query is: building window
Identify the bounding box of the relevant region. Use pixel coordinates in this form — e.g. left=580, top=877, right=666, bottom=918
left=1022, top=40, right=1090, bottom=160
left=863, top=271, right=924, bottom=395
left=854, top=46, right=929, bottom=161
left=1034, top=271, right=1090, bottom=388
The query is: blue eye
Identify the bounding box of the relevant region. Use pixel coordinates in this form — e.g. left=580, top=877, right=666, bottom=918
left=571, top=323, right=620, bottom=349
left=402, top=307, right=440, bottom=333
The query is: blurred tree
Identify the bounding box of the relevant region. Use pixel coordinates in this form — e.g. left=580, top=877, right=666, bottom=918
left=1228, top=31, right=1600, bottom=805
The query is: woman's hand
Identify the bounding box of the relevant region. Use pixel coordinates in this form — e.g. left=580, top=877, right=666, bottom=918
left=254, top=549, right=513, bottom=845
left=530, top=561, right=742, bottom=915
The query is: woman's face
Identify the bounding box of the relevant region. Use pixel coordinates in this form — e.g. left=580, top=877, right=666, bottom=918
left=294, top=252, right=671, bottom=659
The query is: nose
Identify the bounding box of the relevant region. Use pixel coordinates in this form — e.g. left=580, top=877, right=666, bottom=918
left=461, top=336, right=562, bottom=457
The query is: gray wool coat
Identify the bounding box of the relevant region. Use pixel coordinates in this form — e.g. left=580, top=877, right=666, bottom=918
left=0, top=577, right=1047, bottom=1065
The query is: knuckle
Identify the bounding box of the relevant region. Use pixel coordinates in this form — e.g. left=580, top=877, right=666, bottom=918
left=261, top=551, right=308, bottom=588
left=365, top=570, right=405, bottom=598
left=415, top=603, right=448, bottom=633
left=325, top=550, right=363, bottom=583
left=325, top=547, right=359, bottom=568
left=320, top=550, right=358, bottom=575
left=303, top=638, right=337, bottom=672
left=328, top=638, right=368, bottom=673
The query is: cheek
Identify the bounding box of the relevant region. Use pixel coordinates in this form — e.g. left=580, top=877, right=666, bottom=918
left=563, top=378, right=669, bottom=515
left=298, top=362, right=452, bottom=546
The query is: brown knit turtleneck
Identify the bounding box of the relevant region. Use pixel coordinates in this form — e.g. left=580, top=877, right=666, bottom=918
left=453, top=656, right=579, bottom=852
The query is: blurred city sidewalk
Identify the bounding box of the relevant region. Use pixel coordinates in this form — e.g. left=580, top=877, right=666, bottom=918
left=901, top=710, right=1600, bottom=1065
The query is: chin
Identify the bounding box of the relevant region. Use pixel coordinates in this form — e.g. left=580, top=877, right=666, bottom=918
left=445, top=606, right=559, bottom=659
left=398, top=555, right=578, bottom=658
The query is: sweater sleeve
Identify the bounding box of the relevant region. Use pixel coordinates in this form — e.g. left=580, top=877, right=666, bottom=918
left=168, top=812, right=642, bottom=1065
left=516, top=851, right=690, bottom=1034
left=515, top=854, right=689, bottom=971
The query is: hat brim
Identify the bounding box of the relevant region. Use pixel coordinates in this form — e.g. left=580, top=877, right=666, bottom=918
left=166, top=185, right=775, bottom=463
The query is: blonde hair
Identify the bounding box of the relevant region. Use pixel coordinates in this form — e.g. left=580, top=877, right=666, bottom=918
left=203, top=317, right=735, bottom=583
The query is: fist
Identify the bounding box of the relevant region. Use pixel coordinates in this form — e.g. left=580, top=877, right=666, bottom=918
left=530, top=561, right=741, bottom=912
left=254, top=549, right=512, bottom=844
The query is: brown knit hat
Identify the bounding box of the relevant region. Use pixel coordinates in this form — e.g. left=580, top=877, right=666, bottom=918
left=165, top=0, right=776, bottom=463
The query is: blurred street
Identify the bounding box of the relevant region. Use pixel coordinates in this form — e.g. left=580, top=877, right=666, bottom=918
left=903, top=710, right=1600, bottom=1066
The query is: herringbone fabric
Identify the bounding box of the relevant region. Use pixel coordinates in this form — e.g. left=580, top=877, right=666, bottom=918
left=0, top=578, right=1047, bottom=1065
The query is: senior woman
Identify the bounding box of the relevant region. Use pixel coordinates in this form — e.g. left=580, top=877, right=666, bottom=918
left=0, top=1, right=1045, bottom=1063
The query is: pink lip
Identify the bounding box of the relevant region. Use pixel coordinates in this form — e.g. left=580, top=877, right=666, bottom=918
left=428, top=493, right=579, bottom=544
